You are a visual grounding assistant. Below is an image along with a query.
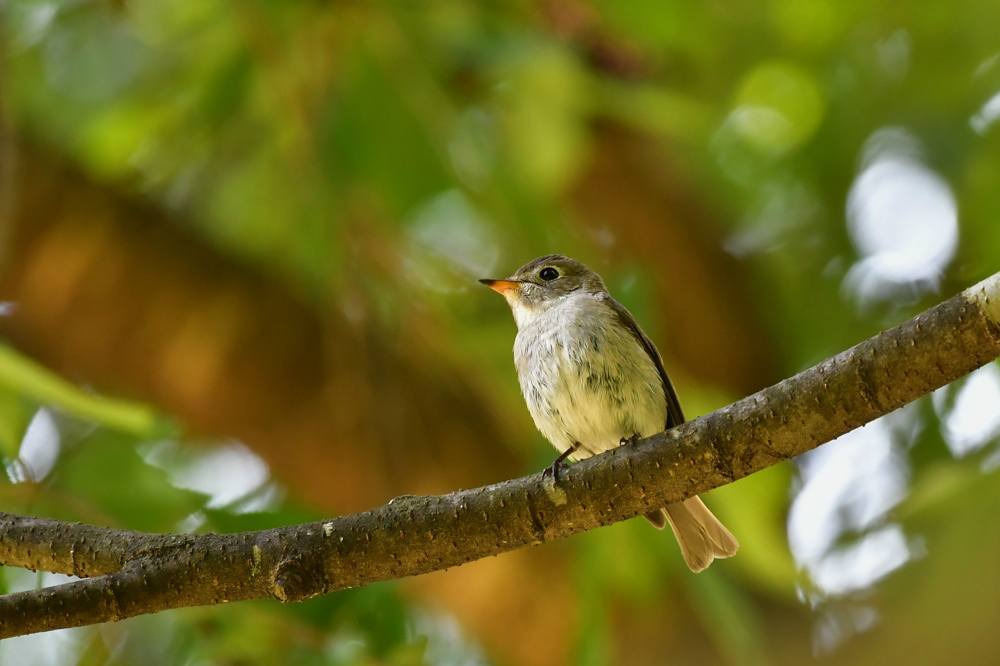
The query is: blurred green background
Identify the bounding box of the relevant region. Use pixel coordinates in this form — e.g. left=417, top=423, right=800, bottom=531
left=1, top=1, right=999, bottom=664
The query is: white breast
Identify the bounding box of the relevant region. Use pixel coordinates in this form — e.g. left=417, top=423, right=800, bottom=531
left=513, top=291, right=667, bottom=461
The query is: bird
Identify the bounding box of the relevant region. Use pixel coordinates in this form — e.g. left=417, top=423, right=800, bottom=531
left=480, top=254, right=737, bottom=572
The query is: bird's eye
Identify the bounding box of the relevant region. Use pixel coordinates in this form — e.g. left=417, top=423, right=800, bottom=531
left=539, top=267, right=559, bottom=281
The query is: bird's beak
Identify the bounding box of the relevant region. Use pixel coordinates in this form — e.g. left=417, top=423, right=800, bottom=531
left=479, top=278, right=521, bottom=295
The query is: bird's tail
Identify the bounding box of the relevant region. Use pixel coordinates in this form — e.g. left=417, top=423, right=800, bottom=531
left=644, top=497, right=738, bottom=572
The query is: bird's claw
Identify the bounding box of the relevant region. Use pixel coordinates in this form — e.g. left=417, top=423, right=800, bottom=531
left=543, top=443, right=579, bottom=483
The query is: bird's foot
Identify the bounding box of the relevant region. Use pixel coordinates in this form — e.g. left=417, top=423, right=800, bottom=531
left=619, top=432, right=642, bottom=447
left=542, top=443, right=580, bottom=483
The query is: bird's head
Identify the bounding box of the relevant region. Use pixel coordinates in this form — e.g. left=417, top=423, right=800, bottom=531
left=480, top=254, right=606, bottom=327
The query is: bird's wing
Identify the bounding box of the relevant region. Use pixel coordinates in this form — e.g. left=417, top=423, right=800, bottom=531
left=604, top=295, right=686, bottom=429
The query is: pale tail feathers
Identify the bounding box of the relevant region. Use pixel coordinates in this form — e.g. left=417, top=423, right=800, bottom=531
left=661, top=497, right=738, bottom=573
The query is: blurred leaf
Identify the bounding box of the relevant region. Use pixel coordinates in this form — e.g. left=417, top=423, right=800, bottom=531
left=596, top=79, right=717, bottom=141
left=322, top=48, right=452, bottom=216
left=494, top=41, right=590, bottom=196
left=732, top=60, right=826, bottom=155
left=686, top=569, right=770, bottom=666
left=708, top=464, right=799, bottom=597
left=0, top=345, right=172, bottom=439
left=0, top=388, right=32, bottom=458
left=50, top=432, right=207, bottom=530
left=767, top=0, right=855, bottom=52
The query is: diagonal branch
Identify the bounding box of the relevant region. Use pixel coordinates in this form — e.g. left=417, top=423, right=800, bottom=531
left=3, top=273, right=1000, bottom=639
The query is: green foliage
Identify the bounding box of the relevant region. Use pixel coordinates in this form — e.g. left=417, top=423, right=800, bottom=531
left=0, top=344, right=169, bottom=446
left=3, top=0, right=1000, bottom=663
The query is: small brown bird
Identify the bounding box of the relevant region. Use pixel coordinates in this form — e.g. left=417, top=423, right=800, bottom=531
left=482, top=254, right=737, bottom=571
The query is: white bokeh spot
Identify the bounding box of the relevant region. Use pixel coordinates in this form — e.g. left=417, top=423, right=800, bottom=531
left=844, top=128, right=957, bottom=306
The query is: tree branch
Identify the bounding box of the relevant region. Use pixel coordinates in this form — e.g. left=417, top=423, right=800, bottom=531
left=3, top=273, right=1000, bottom=638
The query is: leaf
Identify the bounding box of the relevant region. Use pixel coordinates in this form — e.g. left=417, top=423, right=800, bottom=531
left=50, top=432, right=208, bottom=531
left=0, top=345, right=173, bottom=439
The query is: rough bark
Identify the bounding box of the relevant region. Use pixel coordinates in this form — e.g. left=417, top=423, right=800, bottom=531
left=2, top=271, right=999, bottom=638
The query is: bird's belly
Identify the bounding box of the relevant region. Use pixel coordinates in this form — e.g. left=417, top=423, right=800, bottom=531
left=545, top=382, right=663, bottom=459
left=516, top=325, right=666, bottom=461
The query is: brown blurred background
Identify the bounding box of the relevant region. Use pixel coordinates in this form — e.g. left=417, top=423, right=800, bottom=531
left=1, top=1, right=999, bottom=664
